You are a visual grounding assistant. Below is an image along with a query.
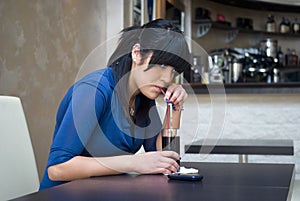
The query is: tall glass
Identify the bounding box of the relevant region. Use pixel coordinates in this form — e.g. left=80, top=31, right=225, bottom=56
left=162, top=128, right=180, bottom=154
left=162, top=102, right=181, bottom=165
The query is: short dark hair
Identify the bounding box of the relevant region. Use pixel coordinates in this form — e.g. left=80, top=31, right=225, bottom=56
left=108, top=19, right=192, bottom=83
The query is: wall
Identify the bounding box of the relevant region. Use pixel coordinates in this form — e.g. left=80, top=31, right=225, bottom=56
left=0, top=0, right=107, bottom=179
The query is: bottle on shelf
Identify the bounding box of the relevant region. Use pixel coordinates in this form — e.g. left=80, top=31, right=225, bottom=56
left=286, top=49, right=298, bottom=66
left=290, top=49, right=298, bottom=66
left=277, top=46, right=284, bottom=67
left=291, top=18, right=300, bottom=34
left=273, top=68, right=280, bottom=83
left=279, top=16, right=290, bottom=34
left=192, top=56, right=202, bottom=83
left=266, top=14, right=276, bottom=32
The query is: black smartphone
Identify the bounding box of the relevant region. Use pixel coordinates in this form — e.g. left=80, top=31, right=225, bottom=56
left=167, top=173, right=203, bottom=181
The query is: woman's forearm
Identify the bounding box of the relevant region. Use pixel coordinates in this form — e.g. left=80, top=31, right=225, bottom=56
left=48, top=155, right=134, bottom=181
left=48, top=151, right=180, bottom=181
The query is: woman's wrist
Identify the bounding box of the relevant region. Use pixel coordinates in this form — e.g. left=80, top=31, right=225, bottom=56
left=123, top=155, right=137, bottom=173
left=173, top=104, right=184, bottom=111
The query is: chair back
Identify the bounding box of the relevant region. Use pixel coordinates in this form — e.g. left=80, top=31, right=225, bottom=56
left=0, top=96, right=39, bottom=200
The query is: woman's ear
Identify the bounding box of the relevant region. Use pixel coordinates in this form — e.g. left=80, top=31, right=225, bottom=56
left=132, top=43, right=141, bottom=64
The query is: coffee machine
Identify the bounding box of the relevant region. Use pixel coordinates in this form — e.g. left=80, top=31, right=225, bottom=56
left=209, top=47, right=277, bottom=83
left=209, top=48, right=244, bottom=84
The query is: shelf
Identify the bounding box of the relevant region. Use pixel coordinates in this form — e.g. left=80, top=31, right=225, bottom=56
left=193, top=20, right=235, bottom=30
left=193, top=19, right=212, bottom=38
left=238, top=28, right=300, bottom=38
left=212, top=22, right=236, bottom=31
left=279, top=66, right=300, bottom=73
left=194, top=20, right=300, bottom=40
left=194, top=20, right=239, bottom=42
left=183, top=82, right=300, bottom=94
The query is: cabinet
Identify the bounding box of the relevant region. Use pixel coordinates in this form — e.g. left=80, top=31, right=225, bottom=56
left=188, top=0, right=300, bottom=93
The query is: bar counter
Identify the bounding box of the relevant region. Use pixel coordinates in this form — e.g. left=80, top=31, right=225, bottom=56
left=184, top=82, right=300, bottom=94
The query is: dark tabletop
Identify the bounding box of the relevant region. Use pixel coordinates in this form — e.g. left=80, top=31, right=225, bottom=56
left=185, top=139, right=294, bottom=155
left=11, top=162, right=295, bottom=201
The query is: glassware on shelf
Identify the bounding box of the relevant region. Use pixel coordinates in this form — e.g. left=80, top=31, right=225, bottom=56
left=266, top=14, right=276, bottom=33
left=277, top=46, right=284, bottom=67
left=279, top=16, right=290, bottom=34
left=292, top=18, right=300, bottom=34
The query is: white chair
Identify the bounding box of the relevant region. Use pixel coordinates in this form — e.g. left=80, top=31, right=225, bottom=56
left=0, top=96, right=39, bottom=201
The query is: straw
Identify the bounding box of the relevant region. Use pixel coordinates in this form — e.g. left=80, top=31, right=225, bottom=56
left=169, top=102, right=173, bottom=136
left=160, top=88, right=173, bottom=136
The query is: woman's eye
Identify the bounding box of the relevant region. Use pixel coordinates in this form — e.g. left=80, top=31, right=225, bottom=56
left=157, top=65, right=176, bottom=76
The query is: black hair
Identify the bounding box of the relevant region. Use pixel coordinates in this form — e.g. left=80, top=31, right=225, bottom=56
left=140, top=19, right=191, bottom=74
left=108, top=19, right=192, bottom=81
left=107, top=19, right=192, bottom=126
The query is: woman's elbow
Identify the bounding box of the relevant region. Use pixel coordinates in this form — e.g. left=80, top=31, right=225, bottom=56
left=48, top=165, right=63, bottom=181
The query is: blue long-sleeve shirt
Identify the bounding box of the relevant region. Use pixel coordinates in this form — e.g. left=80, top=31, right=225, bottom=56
left=39, top=68, right=162, bottom=190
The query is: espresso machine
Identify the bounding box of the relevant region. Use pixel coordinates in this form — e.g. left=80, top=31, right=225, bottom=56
left=209, top=48, right=244, bottom=84
left=209, top=47, right=277, bottom=83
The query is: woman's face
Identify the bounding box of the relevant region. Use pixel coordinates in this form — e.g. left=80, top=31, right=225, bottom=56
left=130, top=53, right=176, bottom=100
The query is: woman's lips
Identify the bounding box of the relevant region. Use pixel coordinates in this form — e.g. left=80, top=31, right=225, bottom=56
left=160, top=88, right=166, bottom=95
left=154, top=85, right=165, bottom=94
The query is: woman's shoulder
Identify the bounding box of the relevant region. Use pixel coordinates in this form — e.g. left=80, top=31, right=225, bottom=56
left=76, top=68, right=115, bottom=89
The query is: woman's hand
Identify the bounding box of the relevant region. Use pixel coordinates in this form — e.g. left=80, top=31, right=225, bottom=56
left=164, top=84, right=187, bottom=109
left=132, top=151, right=180, bottom=175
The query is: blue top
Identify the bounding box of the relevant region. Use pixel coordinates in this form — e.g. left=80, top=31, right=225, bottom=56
left=39, top=68, right=161, bottom=190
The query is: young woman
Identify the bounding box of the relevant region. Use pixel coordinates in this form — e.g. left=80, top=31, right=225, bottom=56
left=39, top=19, right=192, bottom=190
